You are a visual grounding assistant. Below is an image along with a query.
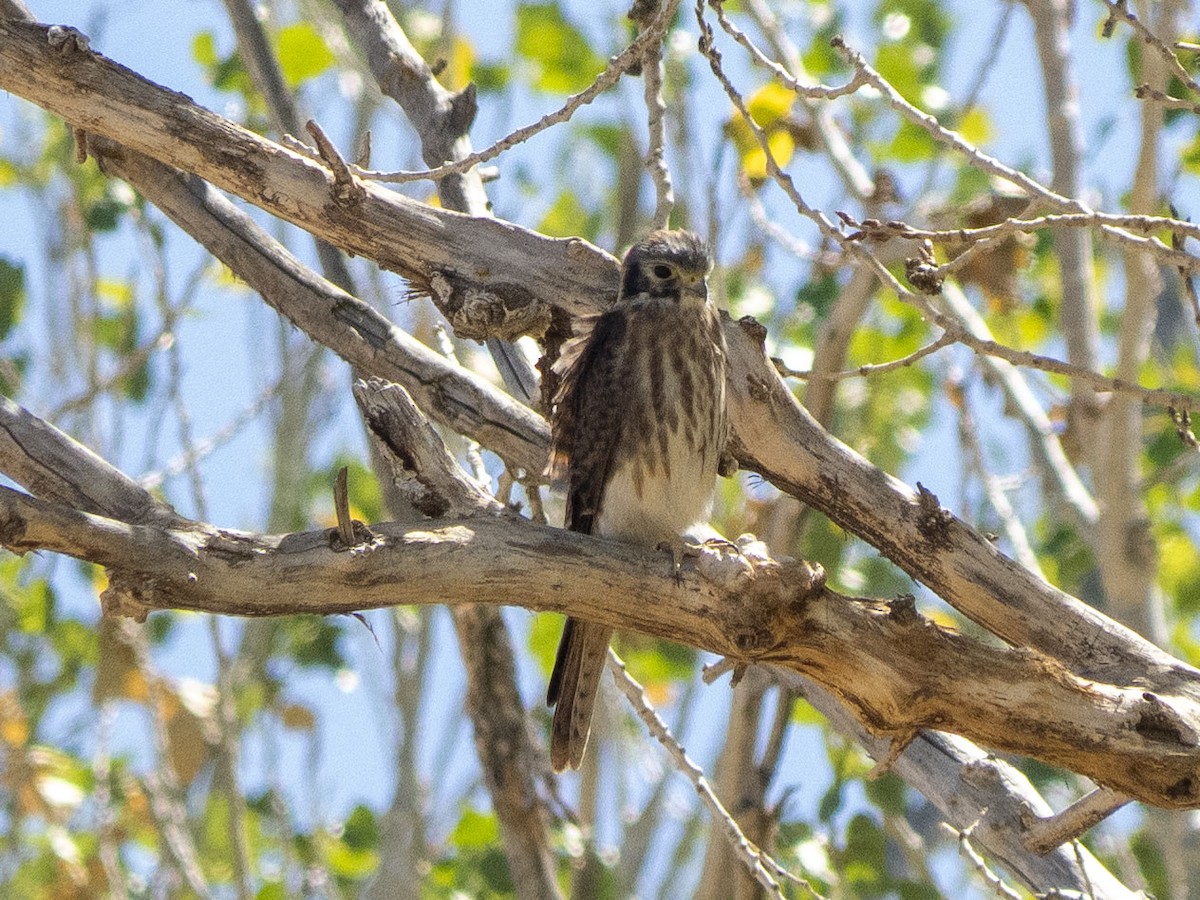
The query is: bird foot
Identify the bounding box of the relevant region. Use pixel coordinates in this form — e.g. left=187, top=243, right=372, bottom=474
left=657, top=536, right=703, bottom=584
left=657, top=533, right=759, bottom=586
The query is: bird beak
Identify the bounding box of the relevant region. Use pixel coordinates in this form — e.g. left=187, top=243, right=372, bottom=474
left=682, top=272, right=707, bottom=300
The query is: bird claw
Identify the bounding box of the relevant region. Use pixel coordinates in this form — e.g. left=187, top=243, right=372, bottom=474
left=657, top=536, right=702, bottom=584
left=658, top=534, right=756, bottom=586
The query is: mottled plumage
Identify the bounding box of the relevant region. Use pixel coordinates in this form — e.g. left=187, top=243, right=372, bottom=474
left=546, top=229, right=728, bottom=771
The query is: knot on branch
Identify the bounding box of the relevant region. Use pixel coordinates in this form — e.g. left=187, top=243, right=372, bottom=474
left=719, top=548, right=826, bottom=659
left=838, top=212, right=916, bottom=243
left=888, top=592, right=920, bottom=624
left=426, top=271, right=553, bottom=342
left=914, top=482, right=953, bottom=548
left=736, top=314, right=768, bottom=350
left=100, top=571, right=157, bottom=623
left=904, top=253, right=943, bottom=295
left=445, top=83, right=479, bottom=137
left=1135, top=692, right=1199, bottom=749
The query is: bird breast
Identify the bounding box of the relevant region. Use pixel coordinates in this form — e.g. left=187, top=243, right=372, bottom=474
left=595, top=300, right=726, bottom=544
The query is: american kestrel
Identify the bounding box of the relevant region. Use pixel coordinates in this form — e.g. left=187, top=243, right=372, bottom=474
left=546, top=229, right=729, bottom=771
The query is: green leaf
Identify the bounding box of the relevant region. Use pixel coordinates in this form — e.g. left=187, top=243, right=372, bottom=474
left=529, top=612, right=564, bottom=678
left=842, top=814, right=887, bottom=887
left=1131, top=827, right=1170, bottom=900
left=276, top=23, right=335, bottom=88
left=342, top=804, right=379, bottom=852
left=874, top=0, right=951, bottom=51
left=0, top=256, right=26, bottom=339
left=192, top=31, right=218, bottom=67
left=538, top=189, right=593, bottom=239
left=450, top=807, right=499, bottom=850
left=796, top=272, right=841, bottom=320
left=325, top=837, right=379, bottom=880
left=1183, top=132, right=1200, bottom=176
left=472, top=61, right=511, bottom=93
left=281, top=616, right=346, bottom=670
left=885, top=120, right=937, bottom=162
left=10, top=575, right=50, bottom=634
left=516, top=3, right=603, bottom=93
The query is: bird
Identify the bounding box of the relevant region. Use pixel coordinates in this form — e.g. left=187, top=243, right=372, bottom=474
left=545, top=229, right=729, bottom=771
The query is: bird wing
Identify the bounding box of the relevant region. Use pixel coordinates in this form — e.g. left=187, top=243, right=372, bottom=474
left=550, top=308, right=628, bottom=536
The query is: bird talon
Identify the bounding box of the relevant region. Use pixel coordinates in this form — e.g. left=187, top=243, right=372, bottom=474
left=657, top=537, right=703, bottom=583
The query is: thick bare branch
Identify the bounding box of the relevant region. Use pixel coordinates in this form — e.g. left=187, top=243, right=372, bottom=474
left=87, top=143, right=549, bottom=477
left=0, top=394, right=183, bottom=528
left=2, top=486, right=1199, bottom=810
left=722, top=319, right=1196, bottom=694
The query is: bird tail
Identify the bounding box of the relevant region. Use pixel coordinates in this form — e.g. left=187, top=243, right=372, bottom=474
left=547, top=618, right=613, bottom=771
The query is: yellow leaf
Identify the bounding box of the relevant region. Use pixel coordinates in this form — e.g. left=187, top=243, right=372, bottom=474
left=445, top=35, right=476, bottom=91
left=957, top=107, right=993, bottom=147
left=741, top=130, right=795, bottom=181
left=0, top=691, right=29, bottom=746
left=747, top=82, right=795, bottom=128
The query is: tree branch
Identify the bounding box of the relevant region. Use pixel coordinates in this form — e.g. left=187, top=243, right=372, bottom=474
left=0, top=479, right=1197, bottom=810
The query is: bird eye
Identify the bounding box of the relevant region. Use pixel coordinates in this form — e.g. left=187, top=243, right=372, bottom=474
left=652, top=264, right=673, bottom=279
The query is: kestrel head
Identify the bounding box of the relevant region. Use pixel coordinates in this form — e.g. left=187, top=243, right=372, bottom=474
left=620, top=229, right=712, bottom=304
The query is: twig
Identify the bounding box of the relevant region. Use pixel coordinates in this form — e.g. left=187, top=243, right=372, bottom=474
left=307, top=119, right=365, bottom=203
left=1135, top=82, right=1200, bottom=114
left=709, top=0, right=865, bottom=102
left=737, top=0, right=875, bottom=200
left=778, top=331, right=955, bottom=381
left=944, top=822, right=1024, bottom=900
left=139, top=370, right=285, bottom=491
left=847, top=210, right=1200, bottom=251
left=1022, top=787, right=1132, bottom=856
left=695, top=4, right=906, bottom=298
left=48, top=331, right=175, bottom=422
left=92, top=704, right=127, bottom=897
left=831, top=35, right=1200, bottom=275
left=607, top=651, right=826, bottom=899
left=334, top=465, right=355, bottom=546
left=635, top=0, right=680, bottom=229
left=120, top=621, right=212, bottom=898
left=1101, top=0, right=1200, bottom=97
left=356, top=2, right=678, bottom=185
left=208, top=617, right=254, bottom=900
left=957, top=384, right=1046, bottom=577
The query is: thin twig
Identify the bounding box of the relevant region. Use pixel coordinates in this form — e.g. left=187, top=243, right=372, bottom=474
left=208, top=616, right=254, bottom=900
left=848, top=210, right=1200, bottom=250
left=1135, top=82, right=1200, bottom=114
left=637, top=1, right=679, bottom=229
left=943, top=822, right=1024, bottom=900
left=1102, top=0, right=1200, bottom=97
left=695, top=5, right=907, bottom=298
left=138, top=371, right=286, bottom=491
left=607, top=651, right=828, bottom=900
left=708, top=0, right=866, bottom=101
left=736, top=0, right=875, bottom=199
left=778, top=331, right=956, bottom=381
left=831, top=35, right=1200, bottom=275
left=957, top=382, right=1046, bottom=578
left=92, top=703, right=127, bottom=897
left=698, top=13, right=1200, bottom=407
left=356, top=2, right=679, bottom=185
